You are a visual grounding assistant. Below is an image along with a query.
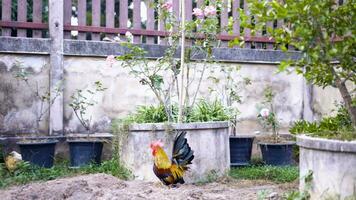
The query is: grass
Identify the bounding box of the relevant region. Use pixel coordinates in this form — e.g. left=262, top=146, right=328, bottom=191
left=0, top=158, right=131, bottom=189
left=229, top=165, right=299, bottom=183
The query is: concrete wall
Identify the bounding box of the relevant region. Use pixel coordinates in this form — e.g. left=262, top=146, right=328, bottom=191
left=121, top=122, right=230, bottom=182
left=0, top=54, right=50, bottom=135
left=298, top=135, right=356, bottom=200
left=0, top=53, right=346, bottom=136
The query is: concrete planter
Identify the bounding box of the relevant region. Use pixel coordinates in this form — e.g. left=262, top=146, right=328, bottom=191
left=297, top=135, right=356, bottom=199
left=121, top=121, right=230, bottom=183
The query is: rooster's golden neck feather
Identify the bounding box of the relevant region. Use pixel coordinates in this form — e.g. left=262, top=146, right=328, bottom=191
left=153, top=147, right=171, bottom=169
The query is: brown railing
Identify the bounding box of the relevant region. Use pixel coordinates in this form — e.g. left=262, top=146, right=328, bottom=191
left=0, top=0, right=282, bottom=49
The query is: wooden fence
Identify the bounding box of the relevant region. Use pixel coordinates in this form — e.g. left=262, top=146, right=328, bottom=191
left=0, top=0, right=285, bottom=49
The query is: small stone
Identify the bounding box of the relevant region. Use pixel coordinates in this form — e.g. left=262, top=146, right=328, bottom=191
left=268, top=192, right=279, bottom=200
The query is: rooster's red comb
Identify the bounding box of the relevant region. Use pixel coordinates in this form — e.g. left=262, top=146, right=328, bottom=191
left=150, top=140, right=164, bottom=148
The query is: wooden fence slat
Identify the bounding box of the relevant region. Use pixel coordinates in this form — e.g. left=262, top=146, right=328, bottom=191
left=146, top=0, right=155, bottom=44
left=1, top=0, right=12, bottom=36
left=197, top=0, right=204, bottom=7
left=105, top=0, right=115, bottom=39
left=119, top=0, right=128, bottom=40
left=276, top=19, right=283, bottom=49
left=266, top=0, right=275, bottom=49
left=255, top=18, right=263, bottom=49
left=158, top=8, right=166, bottom=45
left=172, top=0, right=179, bottom=26
left=196, top=0, right=204, bottom=34
left=17, top=0, right=28, bottom=37
left=133, top=0, right=141, bottom=43
left=185, top=0, right=192, bottom=45
left=64, top=0, right=72, bottom=39
left=232, top=0, right=240, bottom=37
left=92, top=0, right=101, bottom=40
left=78, top=0, right=87, bottom=40
left=33, top=0, right=43, bottom=38
left=220, top=0, right=229, bottom=47
left=243, top=0, right=251, bottom=48
left=266, top=21, right=273, bottom=49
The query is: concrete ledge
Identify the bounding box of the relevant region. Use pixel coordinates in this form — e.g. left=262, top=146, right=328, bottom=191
left=65, top=133, right=113, bottom=138
left=0, top=37, right=50, bottom=54
left=0, top=36, right=301, bottom=63
left=129, top=121, right=229, bottom=131
left=297, top=135, right=356, bottom=153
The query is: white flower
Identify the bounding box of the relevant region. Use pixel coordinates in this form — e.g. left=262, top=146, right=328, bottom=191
left=106, top=55, right=116, bottom=67
left=125, top=31, right=133, bottom=43
left=260, top=108, right=270, bottom=118
left=193, top=8, right=204, bottom=18
left=204, top=5, right=217, bottom=17
left=113, top=36, right=121, bottom=42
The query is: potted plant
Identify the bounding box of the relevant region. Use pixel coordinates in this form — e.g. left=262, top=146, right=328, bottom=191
left=13, top=62, right=61, bottom=168
left=108, top=1, right=246, bottom=182
left=256, top=86, right=295, bottom=166
left=67, top=81, right=108, bottom=167
left=241, top=0, right=355, bottom=198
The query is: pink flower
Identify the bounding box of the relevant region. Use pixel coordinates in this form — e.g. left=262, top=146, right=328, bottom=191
left=193, top=8, right=204, bottom=18
left=106, top=55, right=116, bottom=67
left=204, top=5, right=216, bottom=17
left=260, top=108, right=270, bottom=118
left=162, top=1, right=173, bottom=12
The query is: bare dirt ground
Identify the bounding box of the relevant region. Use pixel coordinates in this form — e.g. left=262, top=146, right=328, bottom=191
left=1, top=173, right=297, bottom=200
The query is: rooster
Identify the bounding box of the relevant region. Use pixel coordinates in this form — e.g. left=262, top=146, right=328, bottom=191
left=150, top=131, right=194, bottom=186
left=5, top=151, right=22, bottom=172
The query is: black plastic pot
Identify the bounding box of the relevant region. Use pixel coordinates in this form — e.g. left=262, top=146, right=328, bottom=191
left=17, top=140, right=58, bottom=168
left=229, top=136, right=254, bottom=166
left=259, top=142, right=295, bottom=166
left=68, top=141, right=103, bottom=167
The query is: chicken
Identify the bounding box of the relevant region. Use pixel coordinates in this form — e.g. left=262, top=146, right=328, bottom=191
left=5, top=151, right=22, bottom=172
left=150, top=131, right=194, bottom=186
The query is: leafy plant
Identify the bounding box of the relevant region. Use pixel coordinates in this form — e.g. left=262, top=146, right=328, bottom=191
left=121, top=100, right=234, bottom=124
left=282, top=170, right=312, bottom=200
left=13, top=61, right=61, bottom=134
left=257, top=86, right=281, bottom=142
left=188, top=100, right=232, bottom=122
left=290, top=103, right=355, bottom=140
left=125, top=104, right=178, bottom=124
left=237, top=0, right=356, bottom=129
left=69, top=81, right=107, bottom=133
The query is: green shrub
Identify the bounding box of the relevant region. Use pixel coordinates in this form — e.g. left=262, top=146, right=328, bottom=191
left=122, top=100, right=233, bottom=124
left=126, top=104, right=176, bottom=123
left=290, top=104, right=355, bottom=140
left=187, top=100, right=232, bottom=122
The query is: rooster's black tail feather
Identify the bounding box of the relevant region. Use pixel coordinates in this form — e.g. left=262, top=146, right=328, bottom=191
left=172, top=131, right=194, bottom=167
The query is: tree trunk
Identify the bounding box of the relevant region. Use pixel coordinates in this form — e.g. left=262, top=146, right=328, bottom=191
left=334, top=75, right=356, bottom=129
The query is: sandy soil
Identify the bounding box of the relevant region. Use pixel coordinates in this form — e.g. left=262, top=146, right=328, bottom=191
left=1, top=174, right=297, bottom=200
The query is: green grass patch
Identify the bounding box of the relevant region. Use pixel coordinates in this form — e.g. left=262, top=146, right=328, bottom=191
left=0, top=159, right=131, bottom=189
left=229, top=165, right=299, bottom=183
